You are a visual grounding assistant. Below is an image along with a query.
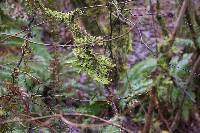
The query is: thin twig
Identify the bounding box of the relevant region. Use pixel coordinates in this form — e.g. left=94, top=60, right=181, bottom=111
left=142, top=87, right=155, bottom=133
left=170, top=0, right=189, bottom=45
left=0, top=112, right=133, bottom=133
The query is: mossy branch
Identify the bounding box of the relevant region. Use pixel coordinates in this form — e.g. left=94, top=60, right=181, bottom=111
left=25, top=0, right=115, bottom=84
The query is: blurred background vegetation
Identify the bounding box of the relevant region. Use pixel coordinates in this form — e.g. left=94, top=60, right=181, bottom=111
left=0, top=0, right=200, bottom=133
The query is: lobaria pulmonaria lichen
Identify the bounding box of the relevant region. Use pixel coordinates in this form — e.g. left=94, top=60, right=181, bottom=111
left=25, top=0, right=114, bottom=84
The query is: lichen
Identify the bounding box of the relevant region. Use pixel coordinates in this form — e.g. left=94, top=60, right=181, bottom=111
left=25, top=0, right=115, bottom=84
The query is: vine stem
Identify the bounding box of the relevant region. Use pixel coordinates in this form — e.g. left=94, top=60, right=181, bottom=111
left=142, top=87, right=155, bottom=133
left=170, top=0, right=189, bottom=45
left=0, top=112, right=133, bottom=133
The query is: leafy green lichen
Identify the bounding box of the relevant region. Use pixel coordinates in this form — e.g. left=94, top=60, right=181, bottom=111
left=72, top=47, right=115, bottom=84
left=25, top=0, right=114, bottom=84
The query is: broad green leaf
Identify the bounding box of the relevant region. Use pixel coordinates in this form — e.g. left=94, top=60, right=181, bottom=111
left=122, top=58, right=156, bottom=97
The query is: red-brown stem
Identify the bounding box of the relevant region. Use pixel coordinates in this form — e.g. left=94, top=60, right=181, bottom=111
left=142, top=87, right=155, bottom=133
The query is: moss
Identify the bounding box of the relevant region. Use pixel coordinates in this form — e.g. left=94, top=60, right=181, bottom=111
left=25, top=0, right=115, bottom=84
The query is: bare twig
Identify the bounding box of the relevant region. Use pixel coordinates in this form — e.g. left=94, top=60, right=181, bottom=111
left=142, top=87, right=155, bottom=133
left=170, top=0, right=189, bottom=45
left=0, top=112, right=133, bottom=133
left=112, top=10, right=156, bottom=55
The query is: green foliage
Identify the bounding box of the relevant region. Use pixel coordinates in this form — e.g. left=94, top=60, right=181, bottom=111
left=174, top=37, right=200, bottom=52
left=174, top=38, right=194, bottom=52
left=175, top=38, right=194, bottom=47
left=1, top=0, right=200, bottom=132
left=170, top=53, right=192, bottom=80
left=100, top=125, right=121, bottom=133
left=0, top=24, right=51, bottom=85
left=77, top=101, right=109, bottom=115
left=122, top=58, right=156, bottom=98
left=98, top=115, right=121, bottom=133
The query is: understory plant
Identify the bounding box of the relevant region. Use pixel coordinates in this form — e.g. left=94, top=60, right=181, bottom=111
left=0, top=0, right=200, bottom=133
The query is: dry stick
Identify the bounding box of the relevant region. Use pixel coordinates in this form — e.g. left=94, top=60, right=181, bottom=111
left=60, top=115, right=108, bottom=128
left=103, top=26, right=133, bottom=42
left=31, top=117, right=57, bottom=133
left=22, top=113, right=108, bottom=128
left=170, top=0, right=189, bottom=46
left=156, top=0, right=169, bottom=37
left=132, top=14, right=157, bottom=56
left=20, top=114, right=57, bottom=133
left=62, top=113, right=133, bottom=133
left=0, top=26, right=132, bottom=48
left=112, top=10, right=156, bottom=55
left=0, top=32, right=74, bottom=47
left=0, top=112, right=133, bottom=133
left=17, top=40, right=27, bottom=68
left=105, top=1, right=119, bottom=115
left=142, top=87, right=155, bottom=133
left=153, top=92, right=171, bottom=131
left=194, top=0, right=200, bottom=26
left=149, top=0, right=159, bottom=55
left=111, top=1, right=154, bottom=53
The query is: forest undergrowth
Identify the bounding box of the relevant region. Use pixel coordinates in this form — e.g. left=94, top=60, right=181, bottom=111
left=0, top=0, right=200, bottom=133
